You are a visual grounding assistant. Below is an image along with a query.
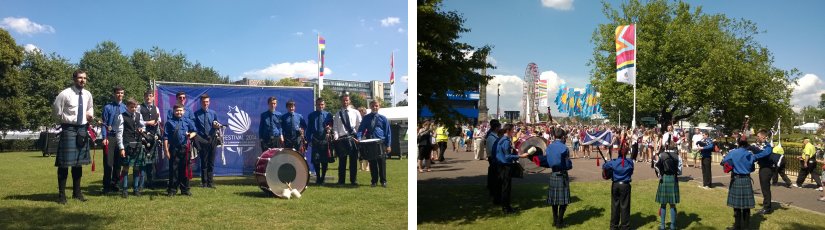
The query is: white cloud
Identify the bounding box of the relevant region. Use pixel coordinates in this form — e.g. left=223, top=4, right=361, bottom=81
left=791, top=73, right=825, bottom=112
left=397, top=28, right=405, bottom=33
left=242, top=60, right=332, bottom=79
left=1, top=17, right=55, bottom=35
left=486, top=75, right=526, bottom=116
left=23, top=44, right=40, bottom=53
left=541, top=0, right=574, bottom=11
left=380, top=17, right=401, bottom=27
left=355, top=44, right=364, bottom=48
left=294, top=32, right=304, bottom=36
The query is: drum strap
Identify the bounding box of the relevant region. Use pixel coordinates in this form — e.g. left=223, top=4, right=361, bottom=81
left=340, top=110, right=355, bottom=135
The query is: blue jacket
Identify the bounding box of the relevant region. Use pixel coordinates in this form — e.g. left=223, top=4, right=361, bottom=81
left=546, top=140, right=573, bottom=171
left=281, top=112, right=307, bottom=141
left=164, top=116, right=195, bottom=150
left=193, top=108, right=219, bottom=138
left=306, top=110, right=333, bottom=141
left=699, top=138, right=715, bottom=158
left=258, top=110, right=283, bottom=140
left=357, top=112, right=392, bottom=147
left=101, top=101, right=125, bottom=139
left=722, top=143, right=773, bottom=175
left=494, top=136, right=519, bottom=164
left=166, top=106, right=195, bottom=127
left=603, top=157, right=634, bottom=182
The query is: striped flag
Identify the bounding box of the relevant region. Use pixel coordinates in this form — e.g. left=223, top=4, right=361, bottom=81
left=390, top=52, right=395, bottom=84
left=616, top=24, right=636, bottom=85
left=318, top=35, right=326, bottom=92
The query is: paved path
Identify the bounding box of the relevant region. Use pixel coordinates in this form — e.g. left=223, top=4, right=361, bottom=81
left=418, top=146, right=825, bottom=214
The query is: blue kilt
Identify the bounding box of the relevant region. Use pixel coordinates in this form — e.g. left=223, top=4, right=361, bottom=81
left=55, top=125, right=91, bottom=167
left=727, top=175, right=755, bottom=209
left=655, top=174, right=680, bottom=204
left=547, top=171, right=571, bottom=205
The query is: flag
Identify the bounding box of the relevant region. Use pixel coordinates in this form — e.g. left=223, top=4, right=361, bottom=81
left=318, top=35, right=326, bottom=92
left=616, top=24, right=636, bottom=85
left=389, top=52, right=395, bottom=85
left=582, top=130, right=614, bottom=146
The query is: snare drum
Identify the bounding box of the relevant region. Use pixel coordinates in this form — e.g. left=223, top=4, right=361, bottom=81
left=254, top=148, right=310, bottom=198
left=358, top=138, right=384, bottom=161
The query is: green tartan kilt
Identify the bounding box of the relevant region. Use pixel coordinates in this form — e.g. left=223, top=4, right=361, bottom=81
left=547, top=171, right=571, bottom=205
left=55, top=126, right=91, bottom=167
left=656, top=174, right=680, bottom=204
left=727, top=176, right=755, bottom=209
left=121, top=145, right=147, bottom=167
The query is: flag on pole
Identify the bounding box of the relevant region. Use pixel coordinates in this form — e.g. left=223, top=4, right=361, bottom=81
left=390, top=52, right=395, bottom=85
left=615, top=24, right=636, bottom=85
left=318, top=35, right=326, bottom=92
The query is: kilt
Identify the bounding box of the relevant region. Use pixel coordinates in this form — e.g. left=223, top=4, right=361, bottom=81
left=121, top=145, right=148, bottom=167
left=727, top=175, right=755, bottom=209
left=55, top=125, right=91, bottom=167
left=655, top=174, right=680, bottom=204
left=547, top=171, right=571, bottom=205
left=311, top=141, right=333, bottom=164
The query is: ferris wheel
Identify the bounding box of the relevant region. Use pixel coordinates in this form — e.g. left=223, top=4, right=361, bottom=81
left=524, top=63, right=540, bottom=123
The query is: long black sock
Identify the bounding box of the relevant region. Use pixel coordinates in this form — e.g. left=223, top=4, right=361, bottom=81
left=552, top=205, right=559, bottom=225
left=57, top=168, right=68, bottom=193
left=733, top=209, right=741, bottom=229
left=559, top=205, right=568, bottom=224
left=742, top=209, right=751, bottom=229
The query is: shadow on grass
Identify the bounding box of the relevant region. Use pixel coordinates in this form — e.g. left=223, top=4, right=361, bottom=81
left=0, top=206, right=112, bottom=229
left=629, top=212, right=657, bottom=228
left=564, top=205, right=605, bottom=226
left=676, top=211, right=702, bottom=229
left=4, top=193, right=57, bottom=203
left=235, top=190, right=274, bottom=198
left=780, top=222, right=825, bottom=230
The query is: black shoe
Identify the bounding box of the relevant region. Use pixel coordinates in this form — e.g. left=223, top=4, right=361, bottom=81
left=337, top=181, right=345, bottom=185
left=381, top=183, right=387, bottom=188
left=371, top=183, right=377, bottom=187
left=57, top=193, right=67, bottom=205
left=101, top=188, right=111, bottom=194
left=120, top=191, right=128, bottom=198
left=503, top=207, right=518, bottom=214
left=201, top=184, right=208, bottom=188
left=166, top=191, right=175, bottom=197
left=134, top=190, right=142, bottom=197
left=112, top=186, right=120, bottom=192
left=182, top=191, right=192, bottom=196
left=72, top=193, right=87, bottom=202
left=350, top=182, right=358, bottom=186
left=207, top=183, right=217, bottom=189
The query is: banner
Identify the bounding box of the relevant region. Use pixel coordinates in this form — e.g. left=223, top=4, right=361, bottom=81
left=155, top=83, right=314, bottom=177
left=582, top=130, right=613, bottom=146
left=616, top=24, right=636, bottom=85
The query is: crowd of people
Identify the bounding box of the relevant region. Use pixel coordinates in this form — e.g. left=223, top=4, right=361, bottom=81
left=51, top=69, right=394, bottom=204
left=417, top=117, right=825, bottom=229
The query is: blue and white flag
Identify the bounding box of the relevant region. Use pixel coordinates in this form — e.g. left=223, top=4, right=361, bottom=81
left=581, top=130, right=613, bottom=146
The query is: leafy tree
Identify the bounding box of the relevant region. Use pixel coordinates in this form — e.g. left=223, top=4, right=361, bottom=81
left=418, top=0, right=494, bottom=126
left=350, top=92, right=368, bottom=110
left=0, top=29, right=26, bottom=133
left=20, top=51, right=75, bottom=130
left=79, top=41, right=142, bottom=118
left=319, top=88, right=342, bottom=110
left=589, top=0, right=795, bottom=132
left=819, top=93, right=825, bottom=110
left=396, top=99, right=408, bottom=106
left=273, top=77, right=304, bottom=87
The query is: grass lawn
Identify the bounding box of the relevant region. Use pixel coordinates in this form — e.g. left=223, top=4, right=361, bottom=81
left=418, top=179, right=825, bottom=229
left=0, top=151, right=407, bottom=230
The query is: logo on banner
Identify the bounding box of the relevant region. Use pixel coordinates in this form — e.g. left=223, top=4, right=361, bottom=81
left=224, top=106, right=256, bottom=158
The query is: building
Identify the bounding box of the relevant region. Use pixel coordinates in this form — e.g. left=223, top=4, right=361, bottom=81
left=419, top=91, right=480, bottom=124
left=305, top=78, right=392, bottom=103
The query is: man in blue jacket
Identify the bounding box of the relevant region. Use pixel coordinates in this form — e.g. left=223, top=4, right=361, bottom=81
left=307, top=99, right=334, bottom=185
left=603, top=140, right=634, bottom=230
left=546, top=127, right=573, bottom=227
left=698, top=131, right=715, bottom=189
left=720, top=131, right=772, bottom=230
left=193, top=94, right=220, bottom=188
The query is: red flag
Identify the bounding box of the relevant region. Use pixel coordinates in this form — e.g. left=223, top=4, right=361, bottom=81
left=389, top=52, right=395, bottom=84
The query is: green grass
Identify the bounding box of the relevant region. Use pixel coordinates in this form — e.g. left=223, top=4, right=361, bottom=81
left=418, top=180, right=825, bottom=230
left=0, top=151, right=407, bottom=230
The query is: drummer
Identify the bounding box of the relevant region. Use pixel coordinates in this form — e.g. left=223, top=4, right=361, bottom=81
left=357, top=100, right=391, bottom=187
left=307, top=98, right=334, bottom=185
left=333, top=92, right=362, bottom=185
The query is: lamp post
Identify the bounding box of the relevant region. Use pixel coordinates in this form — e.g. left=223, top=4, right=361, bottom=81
left=497, top=83, right=501, bottom=120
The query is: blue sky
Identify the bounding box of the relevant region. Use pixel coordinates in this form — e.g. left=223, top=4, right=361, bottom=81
left=1, top=0, right=408, bottom=101
left=441, top=0, right=825, bottom=114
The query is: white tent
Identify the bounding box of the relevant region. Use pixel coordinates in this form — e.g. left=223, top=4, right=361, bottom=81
left=367, top=106, right=409, bottom=121
left=794, top=122, right=820, bottom=131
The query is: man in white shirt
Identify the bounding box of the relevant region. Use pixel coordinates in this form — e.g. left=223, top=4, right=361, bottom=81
left=691, top=128, right=704, bottom=168
left=332, top=92, right=362, bottom=185
left=51, top=69, right=95, bottom=204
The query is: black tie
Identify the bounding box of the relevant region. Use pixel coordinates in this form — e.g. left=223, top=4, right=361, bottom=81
left=77, top=92, right=83, bottom=125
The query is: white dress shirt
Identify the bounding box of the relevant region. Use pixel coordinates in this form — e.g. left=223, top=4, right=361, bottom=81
left=333, top=106, right=362, bottom=139
left=52, top=86, right=94, bottom=125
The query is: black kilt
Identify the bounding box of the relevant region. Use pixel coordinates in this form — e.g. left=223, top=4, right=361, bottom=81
left=547, top=171, right=571, bottom=205
left=311, top=140, right=333, bottom=164
left=55, top=125, right=91, bottom=167
left=727, top=175, right=755, bottom=209
left=655, top=174, right=680, bottom=204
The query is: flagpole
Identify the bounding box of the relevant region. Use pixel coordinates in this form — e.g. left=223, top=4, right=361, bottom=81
left=317, top=34, right=322, bottom=98
left=631, top=24, right=637, bottom=129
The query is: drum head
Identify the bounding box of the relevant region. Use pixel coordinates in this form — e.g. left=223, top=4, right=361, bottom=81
left=518, top=136, right=548, bottom=173
left=265, top=149, right=309, bottom=198
left=361, top=138, right=382, bottom=143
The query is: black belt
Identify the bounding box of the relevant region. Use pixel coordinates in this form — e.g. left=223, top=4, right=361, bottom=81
left=732, top=174, right=750, bottom=178
left=613, top=181, right=630, bottom=185
left=61, top=123, right=87, bottom=128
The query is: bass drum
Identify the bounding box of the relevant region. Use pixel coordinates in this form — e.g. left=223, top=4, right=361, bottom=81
left=254, top=148, right=310, bottom=198
left=517, top=136, right=549, bottom=173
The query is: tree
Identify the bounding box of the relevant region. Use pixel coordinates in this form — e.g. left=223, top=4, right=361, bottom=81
left=819, top=93, right=825, bottom=110
left=273, top=77, right=304, bottom=87
left=589, top=0, right=795, bottom=132
left=0, top=29, right=26, bottom=133
left=396, top=99, right=408, bottom=106
left=319, top=88, right=342, bottom=110
left=418, top=0, right=494, bottom=126
left=79, top=41, right=142, bottom=118
left=20, top=50, right=75, bottom=130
